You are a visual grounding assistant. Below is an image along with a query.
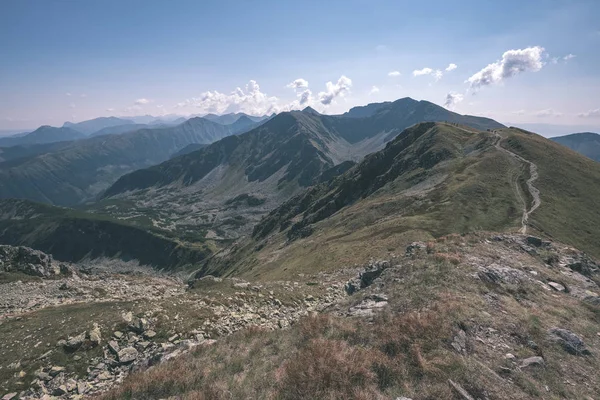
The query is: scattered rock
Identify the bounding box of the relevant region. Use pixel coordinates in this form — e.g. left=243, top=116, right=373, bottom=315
left=118, top=347, right=138, bottom=364
left=143, top=330, right=157, bottom=339
left=548, top=328, right=591, bottom=356
left=451, top=329, right=468, bottom=354
left=2, top=393, right=18, bottom=400
left=526, top=236, right=543, bottom=247
left=49, top=366, right=65, bottom=377
left=77, top=382, right=89, bottom=395
left=345, top=260, right=391, bottom=294
left=108, top=340, right=120, bottom=355
left=64, top=332, right=86, bottom=352
left=478, top=264, right=528, bottom=285
left=520, top=356, right=545, bottom=369
left=504, top=353, right=516, bottom=360
left=89, top=323, right=102, bottom=345
left=547, top=282, right=566, bottom=292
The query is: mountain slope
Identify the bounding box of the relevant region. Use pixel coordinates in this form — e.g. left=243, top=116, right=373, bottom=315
left=89, top=123, right=149, bottom=137
left=63, top=117, right=135, bottom=135
left=0, top=118, right=239, bottom=206
left=551, top=132, right=600, bottom=161
left=202, top=123, right=600, bottom=280
left=0, top=199, right=210, bottom=269
left=0, top=126, right=85, bottom=147
left=97, top=98, right=505, bottom=243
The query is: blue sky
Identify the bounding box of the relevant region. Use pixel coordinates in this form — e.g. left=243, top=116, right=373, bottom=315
left=1, top=0, right=599, bottom=132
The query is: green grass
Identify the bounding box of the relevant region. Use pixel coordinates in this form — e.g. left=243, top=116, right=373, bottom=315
left=503, top=128, right=600, bottom=259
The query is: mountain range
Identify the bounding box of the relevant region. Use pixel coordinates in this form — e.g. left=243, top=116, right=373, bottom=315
left=202, top=122, right=600, bottom=279
left=94, top=98, right=505, bottom=243
left=0, top=126, right=85, bottom=147
left=0, top=116, right=262, bottom=205
left=2, top=97, right=600, bottom=272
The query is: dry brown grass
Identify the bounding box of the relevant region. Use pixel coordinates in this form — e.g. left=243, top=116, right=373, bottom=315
left=99, top=305, right=464, bottom=400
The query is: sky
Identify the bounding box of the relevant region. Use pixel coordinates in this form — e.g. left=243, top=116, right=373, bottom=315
left=1, top=0, right=599, bottom=134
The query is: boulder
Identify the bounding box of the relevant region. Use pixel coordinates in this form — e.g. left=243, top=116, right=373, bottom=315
left=547, top=282, right=566, bottom=292
left=88, top=323, right=101, bottom=345
left=526, top=236, right=543, bottom=247
left=548, top=328, right=591, bottom=356
left=520, top=356, right=545, bottom=369
left=118, top=347, right=138, bottom=364
left=64, top=332, right=86, bottom=352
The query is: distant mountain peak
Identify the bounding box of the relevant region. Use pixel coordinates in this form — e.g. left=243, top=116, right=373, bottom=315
left=302, top=106, right=320, bottom=115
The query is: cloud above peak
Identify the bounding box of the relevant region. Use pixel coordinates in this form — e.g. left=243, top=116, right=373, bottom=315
left=135, top=98, right=151, bottom=105
left=445, top=63, right=458, bottom=72
left=176, top=80, right=280, bottom=115
left=286, top=78, right=309, bottom=89
left=466, top=46, right=545, bottom=91
left=444, top=92, right=464, bottom=109
left=318, top=75, right=352, bottom=105
left=388, top=71, right=401, bottom=77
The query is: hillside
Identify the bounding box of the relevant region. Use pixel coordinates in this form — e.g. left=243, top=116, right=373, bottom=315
left=0, top=141, right=76, bottom=166
left=0, top=199, right=210, bottom=269
left=202, top=123, right=600, bottom=280
left=0, top=117, right=246, bottom=206
left=63, top=117, right=135, bottom=135
left=89, top=123, right=149, bottom=137
left=551, top=132, right=600, bottom=161
left=0, top=126, right=85, bottom=147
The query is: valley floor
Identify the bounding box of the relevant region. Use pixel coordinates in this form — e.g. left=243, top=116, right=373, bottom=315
left=2, top=232, right=600, bottom=399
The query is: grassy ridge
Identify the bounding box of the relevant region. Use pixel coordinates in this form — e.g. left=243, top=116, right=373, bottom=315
left=204, top=123, right=600, bottom=280
left=503, top=128, right=600, bottom=258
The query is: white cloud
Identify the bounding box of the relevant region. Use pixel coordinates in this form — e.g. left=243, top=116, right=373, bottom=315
left=444, top=92, right=464, bottom=109
left=80, top=94, right=87, bottom=98
left=578, top=108, right=600, bottom=118
left=176, top=80, right=282, bottom=115
left=466, top=46, right=545, bottom=91
left=445, top=63, right=458, bottom=72
left=535, top=108, right=562, bottom=118
left=69, top=103, right=76, bottom=109
left=413, top=67, right=434, bottom=77
left=318, top=75, right=352, bottom=105
left=512, top=109, right=526, bottom=115
left=369, top=86, right=380, bottom=95
left=135, top=98, right=151, bottom=105
left=65, top=92, right=72, bottom=97
left=413, top=67, right=443, bottom=82
left=106, top=108, right=115, bottom=112
left=286, top=78, right=309, bottom=89
left=563, top=54, right=576, bottom=61
left=298, top=89, right=312, bottom=106
left=388, top=71, right=401, bottom=77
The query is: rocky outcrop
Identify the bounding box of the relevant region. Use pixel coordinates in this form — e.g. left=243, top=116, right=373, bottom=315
left=0, top=245, right=70, bottom=278
left=548, top=328, right=591, bottom=356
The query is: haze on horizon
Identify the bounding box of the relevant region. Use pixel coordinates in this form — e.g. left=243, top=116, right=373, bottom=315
left=1, top=0, right=599, bottom=135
